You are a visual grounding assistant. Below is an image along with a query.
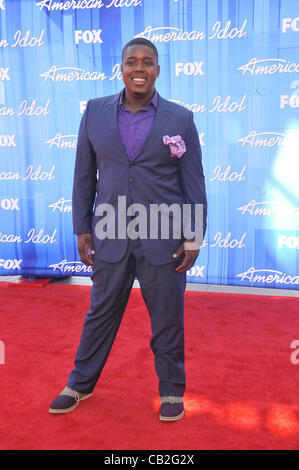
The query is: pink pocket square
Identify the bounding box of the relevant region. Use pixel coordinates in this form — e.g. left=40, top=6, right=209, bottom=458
left=163, top=135, right=186, bottom=159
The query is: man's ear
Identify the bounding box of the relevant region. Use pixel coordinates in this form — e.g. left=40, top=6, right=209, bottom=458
left=156, top=64, right=160, bottom=78
left=121, top=63, right=124, bottom=74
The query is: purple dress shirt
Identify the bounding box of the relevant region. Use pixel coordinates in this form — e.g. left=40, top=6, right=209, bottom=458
left=118, top=89, right=158, bottom=161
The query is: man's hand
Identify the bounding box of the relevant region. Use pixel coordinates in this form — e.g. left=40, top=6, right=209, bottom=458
left=77, top=233, right=95, bottom=266
left=172, top=240, right=200, bottom=273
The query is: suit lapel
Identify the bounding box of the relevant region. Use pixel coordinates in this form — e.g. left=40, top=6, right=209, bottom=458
left=105, top=92, right=128, bottom=157
left=130, top=94, right=170, bottom=162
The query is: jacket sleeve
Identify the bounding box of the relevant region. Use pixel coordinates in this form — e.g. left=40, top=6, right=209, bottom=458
left=72, top=100, right=97, bottom=235
left=177, top=111, right=207, bottom=244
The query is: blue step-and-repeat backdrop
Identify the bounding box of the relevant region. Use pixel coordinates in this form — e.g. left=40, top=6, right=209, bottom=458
left=0, top=0, right=298, bottom=289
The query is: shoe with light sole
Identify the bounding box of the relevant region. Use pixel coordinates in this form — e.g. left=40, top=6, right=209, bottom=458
left=159, top=396, right=184, bottom=422
left=49, top=387, right=93, bottom=414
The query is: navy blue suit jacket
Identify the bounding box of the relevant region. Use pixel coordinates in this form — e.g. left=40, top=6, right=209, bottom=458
left=72, top=91, right=207, bottom=265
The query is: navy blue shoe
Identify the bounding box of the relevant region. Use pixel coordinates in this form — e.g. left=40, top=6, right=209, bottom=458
left=159, top=397, right=184, bottom=422
left=49, top=387, right=92, bottom=414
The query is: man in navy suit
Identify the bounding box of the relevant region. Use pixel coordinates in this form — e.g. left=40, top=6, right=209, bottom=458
left=49, top=38, right=207, bottom=421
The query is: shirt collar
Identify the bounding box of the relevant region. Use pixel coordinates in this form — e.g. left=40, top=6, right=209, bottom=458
left=119, top=88, right=158, bottom=109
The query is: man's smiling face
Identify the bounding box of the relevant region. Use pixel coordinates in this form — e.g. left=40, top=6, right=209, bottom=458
left=121, top=44, right=160, bottom=99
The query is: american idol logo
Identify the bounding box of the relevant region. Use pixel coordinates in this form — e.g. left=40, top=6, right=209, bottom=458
left=0, top=233, right=22, bottom=243
left=25, top=228, right=57, bottom=245
left=35, top=0, right=142, bottom=11
left=0, top=228, right=57, bottom=245
left=0, top=99, right=50, bottom=117
left=136, top=26, right=206, bottom=43
left=169, top=95, right=247, bottom=113
left=0, top=165, right=55, bottom=182
left=135, top=20, right=247, bottom=43
left=169, top=99, right=206, bottom=113
left=237, top=267, right=299, bottom=286
left=0, top=104, right=14, bottom=116
left=41, top=66, right=107, bottom=82
left=46, top=134, right=77, bottom=149
left=237, top=131, right=299, bottom=148
left=210, top=165, right=246, bottom=182
left=0, top=30, right=45, bottom=48
left=49, top=198, right=72, bottom=213
left=49, top=260, right=93, bottom=274
left=40, top=64, right=123, bottom=83
left=238, top=201, right=299, bottom=217
left=238, top=58, right=299, bottom=75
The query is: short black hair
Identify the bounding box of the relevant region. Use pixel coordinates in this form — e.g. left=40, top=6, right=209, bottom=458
left=122, top=38, right=158, bottom=62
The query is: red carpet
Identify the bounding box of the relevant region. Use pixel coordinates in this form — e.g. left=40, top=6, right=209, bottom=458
left=0, top=282, right=298, bottom=450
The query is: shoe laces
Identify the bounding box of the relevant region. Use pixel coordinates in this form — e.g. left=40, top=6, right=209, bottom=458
left=62, top=387, right=80, bottom=402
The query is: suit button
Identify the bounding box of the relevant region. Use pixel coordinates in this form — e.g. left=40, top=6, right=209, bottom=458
left=129, top=178, right=134, bottom=183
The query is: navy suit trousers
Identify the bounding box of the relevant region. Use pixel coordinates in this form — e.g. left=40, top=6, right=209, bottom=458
left=67, top=238, right=187, bottom=397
